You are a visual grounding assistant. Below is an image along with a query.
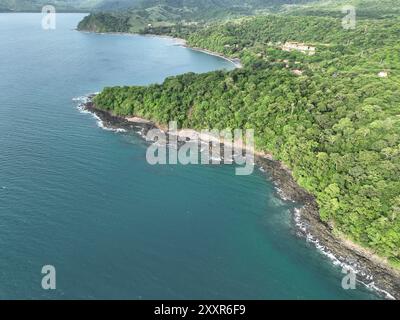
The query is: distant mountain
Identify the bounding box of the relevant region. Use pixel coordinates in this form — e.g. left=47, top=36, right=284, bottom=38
left=284, top=0, right=400, bottom=19
left=96, top=0, right=315, bottom=11
left=0, top=0, right=103, bottom=12
left=0, top=0, right=315, bottom=12
left=5, top=0, right=394, bottom=17
left=95, top=0, right=143, bottom=10
left=77, top=0, right=316, bottom=33
left=0, top=0, right=144, bottom=12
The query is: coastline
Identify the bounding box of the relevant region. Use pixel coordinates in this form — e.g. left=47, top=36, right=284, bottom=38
left=79, top=96, right=400, bottom=300
left=182, top=45, right=243, bottom=69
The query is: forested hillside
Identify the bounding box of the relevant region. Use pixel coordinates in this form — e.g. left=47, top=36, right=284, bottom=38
left=92, top=13, right=400, bottom=265
left=286, top=0, right=400, bottom=19
left=0, top=0, right=148, bottom=12
left=77, top=0, right=315, bottom=32
left=95, top=0, right=142, bottom=10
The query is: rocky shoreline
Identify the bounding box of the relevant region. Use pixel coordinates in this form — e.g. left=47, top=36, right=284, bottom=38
left=81, top=97, right=400, bottom=300
left=84, top=100, right=158, bottom=135
left=255, top=155, right=400, bottom=300
left=181, top=44, right=243, bottom=69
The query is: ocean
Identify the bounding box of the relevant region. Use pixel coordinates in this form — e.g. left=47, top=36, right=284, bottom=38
left=0, top=13, right=377, bottom=299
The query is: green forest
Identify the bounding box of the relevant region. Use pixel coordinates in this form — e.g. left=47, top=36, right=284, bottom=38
left=76, top=0, right=400, bottom=33
left=76, top=0, right=316, bottom=32
left=91, top=7, right=400, bottom=266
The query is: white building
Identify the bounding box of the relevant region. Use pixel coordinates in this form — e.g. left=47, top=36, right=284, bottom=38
left=282, top=42, right=316, bottom=55
left=378, top=71, right=388, bottom=78
left=292, top=69, right=303, bottom=76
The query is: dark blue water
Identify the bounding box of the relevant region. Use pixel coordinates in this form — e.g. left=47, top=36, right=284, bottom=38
left=0, top=13, right=378, bottom=299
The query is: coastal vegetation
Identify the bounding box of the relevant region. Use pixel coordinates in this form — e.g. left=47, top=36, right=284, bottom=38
left=76, top=0, right=315, bottom=33
left=76, top=0, right=400, bottom=33
left=88, top=9, right=400, bottom=266
left=287, top=0, right=400, bottom=19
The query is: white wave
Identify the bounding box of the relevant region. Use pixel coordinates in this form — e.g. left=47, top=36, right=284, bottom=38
left=276, top=187, right=288, bottom=201
left=93, top=114, right=127, bottom=133
left=74, top=96, right=126, bottom=133
left=274, top=185, right=295, bottom=203
left=76, top=103, right=92, bottom=115
left=72, top=96, right=86, bottom=102
left=99, top=123, right=127, bottom=133
left=294, top=208, right=395, bottom=300
left=72, top=95, right=93, bottom=104
left=366, top=282, right=396, bottom=300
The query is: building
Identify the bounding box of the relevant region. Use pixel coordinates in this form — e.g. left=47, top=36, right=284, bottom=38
left=292, top=69, right=303, bottom=76
left=282, top=42, right=316, bottom=55
left=378, top=71, right=388, bottom=78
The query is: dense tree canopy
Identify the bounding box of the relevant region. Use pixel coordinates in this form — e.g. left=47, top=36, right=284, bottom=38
left=92, top=12, right=400, bottom=266
left=77, top=0, right=316, bottom=32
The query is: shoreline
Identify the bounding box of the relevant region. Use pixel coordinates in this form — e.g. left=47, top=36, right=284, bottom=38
left=182, top=45, right=243, bottom=69
left=80, top=96, right=400, bottom=300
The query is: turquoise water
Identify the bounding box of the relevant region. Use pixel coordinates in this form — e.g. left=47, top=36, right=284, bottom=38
left=0, top=13, right=377, bottom=299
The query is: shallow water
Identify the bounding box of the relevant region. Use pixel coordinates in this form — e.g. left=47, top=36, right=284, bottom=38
left=0, top=13, right=378, bottom=299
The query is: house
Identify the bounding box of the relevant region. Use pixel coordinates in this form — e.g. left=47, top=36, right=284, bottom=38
left=292, top=69, right=303, bottom=76
left=282, top=42, right=316, bottom=55
left=378, top=71, right=388, bottom=78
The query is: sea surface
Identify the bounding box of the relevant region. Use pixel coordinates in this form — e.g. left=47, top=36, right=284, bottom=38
left=0, top=13, right=378, bottom=299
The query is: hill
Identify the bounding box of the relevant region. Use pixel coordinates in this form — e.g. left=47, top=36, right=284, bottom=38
left=91, top=11, right=400, bottom=266
left=0, top=0, right=103, bottom=12
left=77, top=0, right=315, bottom=32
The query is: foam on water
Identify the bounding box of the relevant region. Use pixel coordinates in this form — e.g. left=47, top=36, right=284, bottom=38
left=72, top=93, right=391, bottom=300
left=294, top=208, right=395, bottom=300
left=273, top=182, right=296, bottom=203
left=74, top=95, right=127, bottom=133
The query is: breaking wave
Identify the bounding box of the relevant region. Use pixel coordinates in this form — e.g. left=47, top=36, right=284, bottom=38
left=74, top=95, right=127, bottom=133
left=294, top=208, right=395, bottom=300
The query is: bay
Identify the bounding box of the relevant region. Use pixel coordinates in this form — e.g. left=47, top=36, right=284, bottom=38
left=0, top=13, right=377, bottom=299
